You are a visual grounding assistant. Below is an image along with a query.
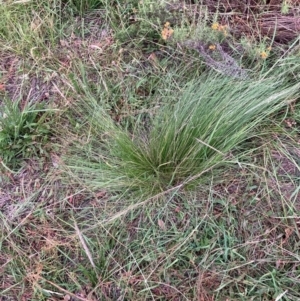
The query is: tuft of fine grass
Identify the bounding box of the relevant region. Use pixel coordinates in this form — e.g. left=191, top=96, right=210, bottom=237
left=64, top=60, right=300, bottom=198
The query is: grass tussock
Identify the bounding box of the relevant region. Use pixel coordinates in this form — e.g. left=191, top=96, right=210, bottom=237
left=65, top=63, right=300, bottom=198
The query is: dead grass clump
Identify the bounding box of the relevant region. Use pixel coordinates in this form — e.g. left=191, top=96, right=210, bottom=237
left=232, top=11, right=300, bottom=43
left=197, top=0, right=300, bottom=43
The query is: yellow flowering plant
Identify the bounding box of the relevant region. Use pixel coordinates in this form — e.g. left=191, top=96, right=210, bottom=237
left=211, top=22, right=228, bottom=36
left=260, top=51, right=268, bottom=59
left=259, top=46, right=272, bottom=59
left=161, top=22, right=174, bottom=40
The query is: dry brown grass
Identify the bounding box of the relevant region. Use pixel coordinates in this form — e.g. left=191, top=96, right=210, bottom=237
left=187, top=0, right=300, bottom=43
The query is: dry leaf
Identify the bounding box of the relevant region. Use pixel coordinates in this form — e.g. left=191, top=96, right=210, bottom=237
left=60, top=39, right=69, bottom=47
left=282, top=227, right=294, bottom=245
left=158, top=219, right=166, bottom=231
left=175, top=206, right=181, bottom=213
